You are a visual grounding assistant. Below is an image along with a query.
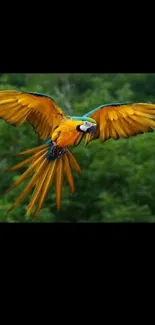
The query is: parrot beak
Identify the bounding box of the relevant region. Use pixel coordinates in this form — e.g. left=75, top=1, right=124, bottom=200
left=87, top=124, right=97, bottom=135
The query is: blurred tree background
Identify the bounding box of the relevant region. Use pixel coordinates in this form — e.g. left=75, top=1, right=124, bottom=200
left=1, top=73, right=155, bottom=222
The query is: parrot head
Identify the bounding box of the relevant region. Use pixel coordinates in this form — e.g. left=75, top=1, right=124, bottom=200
left=76, top=117, right=97, bottom=135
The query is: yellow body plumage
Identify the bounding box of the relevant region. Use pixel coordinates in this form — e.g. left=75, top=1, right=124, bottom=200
left=51, top=119, right=85, bottom=147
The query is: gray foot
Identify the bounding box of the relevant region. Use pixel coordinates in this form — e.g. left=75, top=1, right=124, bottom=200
left=47, top=142, right=66, bottom=161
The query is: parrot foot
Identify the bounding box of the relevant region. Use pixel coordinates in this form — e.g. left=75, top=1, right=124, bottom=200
left=57, top=148, right=67, bottom=158
left=47, top=141, right=67, bottom=161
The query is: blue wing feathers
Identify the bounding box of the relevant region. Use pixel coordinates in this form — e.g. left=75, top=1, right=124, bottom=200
left=26, top=91, right=56, bottom=103
left=83, top=102, right=133, bottom=117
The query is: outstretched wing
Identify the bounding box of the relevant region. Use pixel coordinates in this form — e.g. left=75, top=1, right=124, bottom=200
left=0, top=90, right=66, bottom=140
left=82, top=102, right=155, bottom=144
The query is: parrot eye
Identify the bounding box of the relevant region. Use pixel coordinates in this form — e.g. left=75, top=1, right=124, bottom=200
left=84, top=121, right=90, bottom=127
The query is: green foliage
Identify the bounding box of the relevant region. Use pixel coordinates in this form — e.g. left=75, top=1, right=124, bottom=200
left=1, top=73, right=155, bottom=222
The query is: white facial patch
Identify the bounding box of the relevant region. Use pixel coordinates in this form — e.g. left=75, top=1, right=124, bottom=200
left=80, top=121, right=96, bottom=132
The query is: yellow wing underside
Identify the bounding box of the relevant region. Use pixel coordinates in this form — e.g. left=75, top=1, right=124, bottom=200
left=81, top=103, right=155, bottom=145
left=1, top=92, right=155, bottom=147
left=0, top=90, right=66, bottom=140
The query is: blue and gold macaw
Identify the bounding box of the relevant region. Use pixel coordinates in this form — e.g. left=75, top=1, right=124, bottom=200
left=1, top=90, right=155, bottom=218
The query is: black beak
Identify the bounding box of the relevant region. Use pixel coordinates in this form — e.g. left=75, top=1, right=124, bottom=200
left=87, top=125, right=97, bottom=135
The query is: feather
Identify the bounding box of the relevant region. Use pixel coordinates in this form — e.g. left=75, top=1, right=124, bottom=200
left=0, top=103, right=21, bottom=116
left=55, top=158, right=64, bottom=211
left=0, top=98, right=16, bottom=105
left=114, top=119, right=131, bottom=137
left=100, top=117, right=107, bottom=142
left=117, top=107, right=134, bottom=118
left=3, top=105, right=27, bottom=118
left=74, top=133, right=84, bottom=146
left=105, top=119, right=111, bottom=139
left=84, top=102, right=155, bottom=143
left=7, top=158, right=48, bottom=213
left=31, top=161, right=57, bottom=218
left=13, top=144, right=48, bottom=157
left=27, top=162, right=52, bottom=216
left=0, top=90, right=66, bottom=140
left=112, top=120, right=128, bottom=137
left=134, top=110, right=155, bottom=119
left=85, top=133, right=91, bottom=145
left=63, top=154, right=75, bottom=194
left=66, top=149, right=81, bottom=174
left=130, top=115, right=155, bottom=128
left=109, top=124, right=118, bottom=139
left=107, top=109, right=118, bottom=121
left=7, top=147, right=48, bottom=171
left=4, top=139, right=82, bottom=216
left=4, top=152, right=47, bottom=195
left=125, top=116, right=152, bottom=134
left=6, top=156, right=34, bottom=172
left=7, top=110, right=31, bottom=125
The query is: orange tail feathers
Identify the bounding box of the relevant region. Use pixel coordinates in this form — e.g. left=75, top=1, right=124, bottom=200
left=4, top=144, right=81, bottom=218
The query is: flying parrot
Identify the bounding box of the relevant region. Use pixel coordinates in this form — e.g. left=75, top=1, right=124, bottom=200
left=1, top=89, right=155, bottom=218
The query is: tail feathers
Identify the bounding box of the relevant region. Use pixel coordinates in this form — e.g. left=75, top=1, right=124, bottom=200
left=4, top=144, right=81, bottom=218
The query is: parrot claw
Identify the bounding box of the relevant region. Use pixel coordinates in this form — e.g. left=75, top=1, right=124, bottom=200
left=47, top=141, right=67, bottom=161
left=57, top=148, right=67, bottom=158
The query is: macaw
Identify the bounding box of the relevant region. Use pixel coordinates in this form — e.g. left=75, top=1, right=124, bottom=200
left=1, top=90, right=155, bottom=218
